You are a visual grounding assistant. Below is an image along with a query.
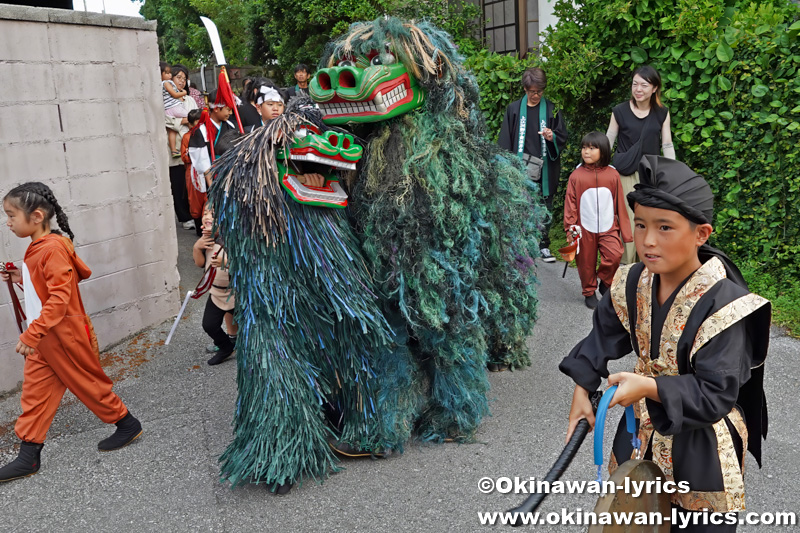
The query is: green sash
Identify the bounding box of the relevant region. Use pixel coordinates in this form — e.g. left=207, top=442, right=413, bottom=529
left=517, top=96, right=559, bottom=197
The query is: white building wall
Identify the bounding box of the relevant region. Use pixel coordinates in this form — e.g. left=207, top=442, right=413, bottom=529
left=538, top=0, right=560, bottom=43
left=0, top=4, right=180, bottom=394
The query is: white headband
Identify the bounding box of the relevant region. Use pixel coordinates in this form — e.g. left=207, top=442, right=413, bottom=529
left=257, top=86, right=284, bottom=105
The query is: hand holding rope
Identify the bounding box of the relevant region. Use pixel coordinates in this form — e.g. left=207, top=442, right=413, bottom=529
left=1, top=262, right=26, bottom=334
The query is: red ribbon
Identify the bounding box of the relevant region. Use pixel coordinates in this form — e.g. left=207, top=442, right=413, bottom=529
left=191, top=267, right=217, bottom=300
left=3, top=262, right=26, bottom=334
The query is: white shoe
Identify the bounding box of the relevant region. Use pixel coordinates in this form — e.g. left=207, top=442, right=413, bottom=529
left=540, top=248, right=556, bottom=263
left=182, top=220, right=196, bottom=230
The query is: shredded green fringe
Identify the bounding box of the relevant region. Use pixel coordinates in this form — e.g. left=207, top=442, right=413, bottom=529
left=326, top=18, right=547, bottom=441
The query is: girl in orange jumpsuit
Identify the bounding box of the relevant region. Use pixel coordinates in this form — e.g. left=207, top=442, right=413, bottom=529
left=0, top=182, right=142, bottom=482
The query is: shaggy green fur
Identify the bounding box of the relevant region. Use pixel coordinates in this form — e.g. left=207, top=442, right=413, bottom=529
left=320, top=18, right=547, bottom=441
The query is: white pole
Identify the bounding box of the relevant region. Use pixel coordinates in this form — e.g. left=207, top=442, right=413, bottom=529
left=165, top=291, right=194, bottom=345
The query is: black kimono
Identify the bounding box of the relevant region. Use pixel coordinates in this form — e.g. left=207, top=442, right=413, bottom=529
left=187, top=119, right=239, bottom=176
left=237, top=103, right=262, bottom=130
left=498, top=98, right=567, bottom=249
left=498, top=98, right=568, bottom=200
left=560, top=256, right=770, bottom=514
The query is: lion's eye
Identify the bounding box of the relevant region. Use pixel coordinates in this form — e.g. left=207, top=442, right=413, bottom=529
left=294, top=128, right=309, bottom=138
left=372, top=53, right=396, bottom=66
left=338, top=59, right=355, bottom=67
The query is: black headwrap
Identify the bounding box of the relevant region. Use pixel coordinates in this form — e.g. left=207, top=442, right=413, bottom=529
left=627, top=155, right=713, bottom=224
left=628, top=155, right=749, bottom=288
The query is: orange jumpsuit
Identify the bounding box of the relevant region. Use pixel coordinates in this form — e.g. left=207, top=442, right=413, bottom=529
left=564, top=164, right=633, bottom=296
left=15, top=233, right=128, bottom=444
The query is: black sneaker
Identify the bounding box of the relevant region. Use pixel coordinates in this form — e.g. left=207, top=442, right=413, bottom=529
left=206, top=335, right=237, bottom=354
left=207, top=347, right=234, bottom=365
left=584, top=294, right=599, bottom=310
left=267, top=481, right=293, bottom=495
left=540, top=248, right=556, bottom=263
left=487, top=362, right=509, bottom=372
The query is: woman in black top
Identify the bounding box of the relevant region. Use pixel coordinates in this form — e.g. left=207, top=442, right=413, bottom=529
left=606, top=65, right=675, bottom=263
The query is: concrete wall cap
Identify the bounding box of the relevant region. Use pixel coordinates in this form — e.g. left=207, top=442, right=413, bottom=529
left=0, top=3, right=156, bottom=31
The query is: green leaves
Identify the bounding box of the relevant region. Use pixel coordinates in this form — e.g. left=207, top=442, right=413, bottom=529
left=751, top=84, right=769, bottom=97
left=631, top=46, right=648, bottom=63
left=716, top=40, right=734, bottom=62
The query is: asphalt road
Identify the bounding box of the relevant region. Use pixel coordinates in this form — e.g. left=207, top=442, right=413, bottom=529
left=0, top=227, right=797, bottom=532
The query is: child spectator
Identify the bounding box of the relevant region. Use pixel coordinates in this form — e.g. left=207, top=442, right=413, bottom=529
left=564, top=131, right=632, bottom=309
left=161, top=61, right=189, bottom=157
left=0, top=182, right=142, bottom=482
left=192, top=203, right=236, bottom=366
left=187, top=79, right=206, bottom=110
left=181, top=109, right=205, bottom=235
left=560, top=156, right=771, bottom=532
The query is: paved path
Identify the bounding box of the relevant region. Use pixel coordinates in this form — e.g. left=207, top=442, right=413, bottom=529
left=1, top=228, right=797, bottom=532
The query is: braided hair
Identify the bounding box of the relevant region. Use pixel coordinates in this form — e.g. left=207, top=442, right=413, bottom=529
left=4, top=182, right=75, bottom=241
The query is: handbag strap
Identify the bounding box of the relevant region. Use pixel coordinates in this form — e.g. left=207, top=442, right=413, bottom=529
left=593, top=385, right=641, bottom=482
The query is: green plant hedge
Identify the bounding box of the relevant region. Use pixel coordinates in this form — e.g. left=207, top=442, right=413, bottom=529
left=466, top=0, right=800, bottom=331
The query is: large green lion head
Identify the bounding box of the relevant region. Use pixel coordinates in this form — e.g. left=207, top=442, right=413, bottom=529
left=310, top=17, right=482, bottom=130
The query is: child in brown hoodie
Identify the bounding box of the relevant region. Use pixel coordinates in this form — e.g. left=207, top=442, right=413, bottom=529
left=0, top=182, right=142, bottom=482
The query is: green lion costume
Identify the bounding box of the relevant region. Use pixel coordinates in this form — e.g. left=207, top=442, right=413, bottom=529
left=310, top=18, right=548, bottom=443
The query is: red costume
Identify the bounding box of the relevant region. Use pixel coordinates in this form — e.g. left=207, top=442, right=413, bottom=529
left=181, top=131, right=206, bottom=220
left=15, top=233, right=128, bottom=444
left=563, top=164, right=633, bottom=296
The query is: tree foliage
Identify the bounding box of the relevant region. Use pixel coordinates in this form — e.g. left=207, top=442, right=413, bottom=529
left=140, top=0, right=256, bottom=66
left=140, top=0, right=480, bottom=82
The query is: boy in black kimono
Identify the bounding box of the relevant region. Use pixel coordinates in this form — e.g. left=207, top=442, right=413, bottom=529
left=188, top=89, right=239, bottom=185
left=560, top=155, right=770, bottom=532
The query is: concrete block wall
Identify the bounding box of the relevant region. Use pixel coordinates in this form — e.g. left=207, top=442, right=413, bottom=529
left=0, top=5, right=180, bottom=394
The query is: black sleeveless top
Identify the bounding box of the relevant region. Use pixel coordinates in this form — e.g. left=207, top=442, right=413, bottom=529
left=612, top=102, right=668, bottom=157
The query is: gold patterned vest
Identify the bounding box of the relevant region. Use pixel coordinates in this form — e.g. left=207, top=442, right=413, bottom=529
left=608, top=257, right=769, bottom=512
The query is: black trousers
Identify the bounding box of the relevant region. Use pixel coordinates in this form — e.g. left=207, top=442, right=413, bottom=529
left=540, top=192, right=555, bottom=249
left=202, top=297, right=235, bottom=352
left=169, top=164, right=192, bottom=223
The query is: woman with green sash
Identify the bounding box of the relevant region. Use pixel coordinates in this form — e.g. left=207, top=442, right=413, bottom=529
left=499, top=68, right=568, bottom=263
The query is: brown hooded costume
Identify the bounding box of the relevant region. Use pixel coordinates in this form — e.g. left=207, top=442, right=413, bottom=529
left=564, top=164, right=632, bottom=296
